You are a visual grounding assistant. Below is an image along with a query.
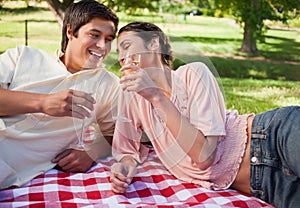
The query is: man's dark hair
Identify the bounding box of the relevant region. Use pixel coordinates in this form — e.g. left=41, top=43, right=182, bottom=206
left=61, top=0, right=119, bottom=52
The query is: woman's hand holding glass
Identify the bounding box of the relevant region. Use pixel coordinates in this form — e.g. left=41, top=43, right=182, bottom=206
left=120, top=58, right=161, bottom=103
left=121, top=53, right=141, bottom=73
left=113, top=53, right=141, bottom=123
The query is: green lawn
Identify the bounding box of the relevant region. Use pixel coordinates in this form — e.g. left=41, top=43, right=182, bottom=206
left=1, top=1, right=299, bottom=114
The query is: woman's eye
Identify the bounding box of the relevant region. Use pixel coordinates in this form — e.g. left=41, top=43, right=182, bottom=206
left=123, top=44, right=129, bottom=50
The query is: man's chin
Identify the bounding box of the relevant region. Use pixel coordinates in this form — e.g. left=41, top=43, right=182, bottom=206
left=84, top=61, right=102, bottom=69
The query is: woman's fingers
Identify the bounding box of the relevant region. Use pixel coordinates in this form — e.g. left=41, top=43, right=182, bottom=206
left=110, top=163, right=135, bottom=193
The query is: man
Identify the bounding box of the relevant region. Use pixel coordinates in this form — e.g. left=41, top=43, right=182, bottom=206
left=0, top=0, right=119, bottom=189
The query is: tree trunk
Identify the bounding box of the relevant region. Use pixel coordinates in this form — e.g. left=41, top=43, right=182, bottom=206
left=45, top=0, right=73, bottom=28
left=239, top=20, right=259, bottom=53
left=239, top=0, right=261, bottom=54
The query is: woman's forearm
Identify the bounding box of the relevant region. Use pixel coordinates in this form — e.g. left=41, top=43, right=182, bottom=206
left=149, top=90, right=219, bottom=169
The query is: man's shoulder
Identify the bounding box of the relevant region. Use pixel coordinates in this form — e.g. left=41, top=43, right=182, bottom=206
left=8, top=45, right=53, bottom=59
left=14, top=45, right=42, bottom=52
left=100, top=67, right=120, bottom=82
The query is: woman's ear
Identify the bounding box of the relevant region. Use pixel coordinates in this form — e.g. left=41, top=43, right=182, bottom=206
left=148, top=35, right=160, bottom=52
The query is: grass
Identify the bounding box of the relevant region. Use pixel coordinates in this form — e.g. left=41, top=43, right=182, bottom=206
left=0, top=1, right=299, bottom=114
left=0, top=3, right=61, bottom=53
left=221, top=78, right=300, bottom=114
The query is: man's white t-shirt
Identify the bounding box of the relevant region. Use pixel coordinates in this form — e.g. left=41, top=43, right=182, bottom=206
left=0, top=46, right=120, bottom=189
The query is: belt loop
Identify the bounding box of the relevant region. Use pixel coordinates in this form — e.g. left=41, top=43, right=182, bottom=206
left=251, top=133, right=266, bottom=139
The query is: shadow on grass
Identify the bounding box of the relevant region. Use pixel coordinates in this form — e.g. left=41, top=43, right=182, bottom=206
left=172, top=54, right=300, bottom=81
left=170, top=36, right=241, bottom=45
left=170, top=35, right=300, bottom=62
left=106, top=52, right=300, bottom=81
left=13, top=19, right=58, bottom=24
left=260, top=35, right=300, bottom=62
left=0, top=6, right=49, bottom=15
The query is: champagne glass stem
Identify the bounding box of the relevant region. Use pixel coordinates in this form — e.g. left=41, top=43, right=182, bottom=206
left=79, top=119, right=85, bottom=147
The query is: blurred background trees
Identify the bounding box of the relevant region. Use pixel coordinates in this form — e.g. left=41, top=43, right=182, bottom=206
left=1, top=0, right=299, bottom=54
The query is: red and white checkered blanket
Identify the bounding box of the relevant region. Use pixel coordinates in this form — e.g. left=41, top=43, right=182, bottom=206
left=0, top=148, right=273, bottom=207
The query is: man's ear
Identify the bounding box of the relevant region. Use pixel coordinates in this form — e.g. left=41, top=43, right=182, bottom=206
left=66, top=24, right=73, bottom=40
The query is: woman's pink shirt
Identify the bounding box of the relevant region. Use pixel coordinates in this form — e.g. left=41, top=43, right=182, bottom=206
left=112, top=62, right=251, bottom=190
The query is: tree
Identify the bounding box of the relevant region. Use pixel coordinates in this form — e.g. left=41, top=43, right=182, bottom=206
left=105, top=0, right=156, bottom=14
left=215, top=0, right=300, bottom=53
left=45, top=0, right=156, bottom=27
left=45, top=0, right=74, bottom=27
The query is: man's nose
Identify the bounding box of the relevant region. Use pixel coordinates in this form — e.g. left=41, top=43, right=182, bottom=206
left=96, top=37, right=106, bottom=48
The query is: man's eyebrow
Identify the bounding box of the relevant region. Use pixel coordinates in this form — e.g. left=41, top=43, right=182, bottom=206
left=90, top=29, right=115, bottom=39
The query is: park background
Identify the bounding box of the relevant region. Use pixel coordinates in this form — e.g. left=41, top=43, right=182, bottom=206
left=0, top=0, right=299, bottom=114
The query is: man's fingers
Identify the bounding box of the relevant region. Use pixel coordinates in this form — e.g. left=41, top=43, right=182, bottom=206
left=69, top=102, right=90, bottom=118
left=72, top=90, right=95, bottom=109
left=52, top=149, right=72, bottom=163
left=70, top=90, right=96, bottom=118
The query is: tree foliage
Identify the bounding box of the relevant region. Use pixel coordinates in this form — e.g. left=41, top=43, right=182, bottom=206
left=214, top=0, right=300, bottom=53
left=6, top=0, right=298, bottom=54
left=43, top=0, right=157, bottom=27
left=45, top=0, right=73, bottom=27
left=104, top=0, right=156, bottom=14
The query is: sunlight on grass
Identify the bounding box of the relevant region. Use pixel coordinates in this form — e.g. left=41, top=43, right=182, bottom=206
left=248, top=69, right=267, bottom=78
left=222, top=78, right=300, bottom=114
left=236, top=86, right=300, bottom=106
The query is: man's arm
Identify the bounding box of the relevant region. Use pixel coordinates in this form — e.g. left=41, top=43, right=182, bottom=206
left=0, top=88, right=95, bottom=119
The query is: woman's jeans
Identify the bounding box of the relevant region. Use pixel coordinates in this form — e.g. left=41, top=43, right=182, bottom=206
left=250, top=106, right=300, bottom=208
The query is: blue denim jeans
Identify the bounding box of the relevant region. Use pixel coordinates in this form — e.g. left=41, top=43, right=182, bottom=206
left=250, top=106, right=300, bottom=208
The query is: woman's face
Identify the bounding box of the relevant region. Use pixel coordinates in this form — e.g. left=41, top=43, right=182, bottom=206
left=117, top=31, right=152, bottom=68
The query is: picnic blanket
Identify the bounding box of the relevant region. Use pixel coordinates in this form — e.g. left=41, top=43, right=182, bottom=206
left=0, top=147, right=273, bottom=208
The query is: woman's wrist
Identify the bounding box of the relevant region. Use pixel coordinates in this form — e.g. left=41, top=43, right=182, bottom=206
left=120, top=156, right=138, bottom=167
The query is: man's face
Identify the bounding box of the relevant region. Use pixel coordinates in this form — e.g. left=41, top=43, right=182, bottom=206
left=65, top=17, right=116, bottom=72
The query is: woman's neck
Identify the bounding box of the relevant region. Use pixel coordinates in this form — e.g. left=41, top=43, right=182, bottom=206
left=147, top=64, right=172, bottom=98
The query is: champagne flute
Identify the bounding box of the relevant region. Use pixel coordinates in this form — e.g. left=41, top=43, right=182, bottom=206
left=113, top=53, right=141, bottom=123
left=122, top=53, right=141, bottom=75
left=70, top=79, right=98, bottom=151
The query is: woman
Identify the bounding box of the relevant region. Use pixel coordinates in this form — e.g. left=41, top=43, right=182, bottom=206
left=110, top=22, right=300, bottom=208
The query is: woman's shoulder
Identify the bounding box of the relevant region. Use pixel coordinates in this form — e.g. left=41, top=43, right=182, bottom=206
left=176, top=62, right=211, bottom=74
left=174, top=62, right=214, bottom=81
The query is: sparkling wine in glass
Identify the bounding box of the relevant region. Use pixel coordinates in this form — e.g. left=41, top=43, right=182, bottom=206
left=122, top=53, right=141, bottom=75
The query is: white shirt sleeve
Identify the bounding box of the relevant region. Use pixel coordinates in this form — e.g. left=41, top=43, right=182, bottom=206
left=0, top=46, right=20, bottom=89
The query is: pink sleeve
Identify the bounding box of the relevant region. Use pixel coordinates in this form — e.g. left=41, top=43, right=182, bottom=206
left=112, top=92, right=149, bottom=163
left=177, top=62, right=226, bottom=136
